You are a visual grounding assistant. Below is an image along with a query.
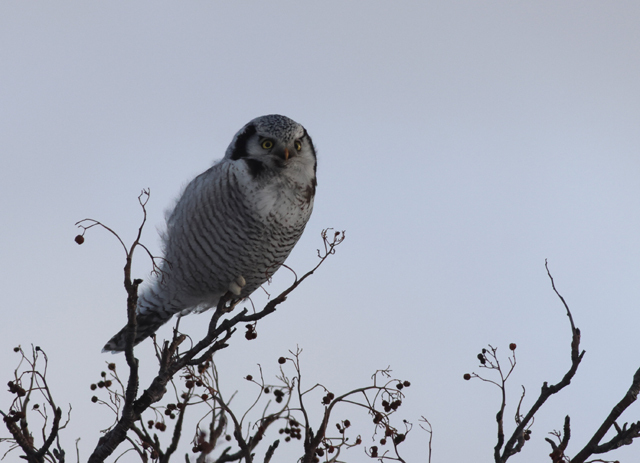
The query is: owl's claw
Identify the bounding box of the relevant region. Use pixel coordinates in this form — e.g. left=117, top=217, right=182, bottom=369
left=228, top=275, right=246, bottom=297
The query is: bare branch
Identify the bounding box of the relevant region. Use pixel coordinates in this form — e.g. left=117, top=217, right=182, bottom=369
left=570, top=368, right=640, bottom=462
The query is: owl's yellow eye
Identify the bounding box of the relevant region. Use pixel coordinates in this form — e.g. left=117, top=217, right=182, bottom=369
left=261, top=139, right=274, bottom=150
left=294, top=140, right=302, bottom=151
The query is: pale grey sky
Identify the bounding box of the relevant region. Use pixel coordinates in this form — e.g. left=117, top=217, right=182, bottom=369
left=1, top=2, right=639, bottom=461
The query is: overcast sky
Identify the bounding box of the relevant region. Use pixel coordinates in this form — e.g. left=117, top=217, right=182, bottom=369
left=1, top=2, right=639, bottom=462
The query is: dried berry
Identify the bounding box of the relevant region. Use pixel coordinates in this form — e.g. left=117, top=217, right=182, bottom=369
left=91, top=396, right=98, bottom=403
left=509, top=343, right=517, bottom=351
left=278, top=356, right=286, bottom=364
left=246, top=375, right=253, bottom=381
left=75, top=235, right=85, bottom=245
left=464, top=373, right=471, bottom=381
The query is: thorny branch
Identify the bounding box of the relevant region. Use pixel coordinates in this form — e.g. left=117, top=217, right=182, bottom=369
left=491, top=261, right=585, bottom=462
left=279, top=348, right=412, bottom=463
left=75, top=192, right=347, bottom=462
left=568, top=367, right=640, bottom=463
left=0, top=346, right=70, bottom=463
left=467, top=260, right=640, bottom=463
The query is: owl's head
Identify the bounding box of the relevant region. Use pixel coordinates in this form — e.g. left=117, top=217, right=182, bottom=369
left=225, top=115, right=317, bottom=180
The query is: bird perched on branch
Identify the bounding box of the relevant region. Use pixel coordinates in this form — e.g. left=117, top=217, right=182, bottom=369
left=103, top=115, right=317, bottom=352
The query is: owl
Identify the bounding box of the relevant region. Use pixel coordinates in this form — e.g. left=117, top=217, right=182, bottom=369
left=103, top=115, right=317, bottom=352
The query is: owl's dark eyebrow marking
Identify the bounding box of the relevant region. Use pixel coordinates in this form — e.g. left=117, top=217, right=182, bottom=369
left=229, top=124, right=257, bottom=160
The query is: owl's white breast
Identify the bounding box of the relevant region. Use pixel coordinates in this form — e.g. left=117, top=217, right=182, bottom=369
left=231, top=159, right=315, bottom=224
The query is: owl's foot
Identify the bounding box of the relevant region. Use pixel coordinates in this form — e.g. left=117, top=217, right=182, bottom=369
left=219, top=276, right=246, bottom=313
left=227, top=275, right=246, bottom=297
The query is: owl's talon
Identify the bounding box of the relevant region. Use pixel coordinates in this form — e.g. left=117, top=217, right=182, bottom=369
left=228, top=276, right=246, bottom=297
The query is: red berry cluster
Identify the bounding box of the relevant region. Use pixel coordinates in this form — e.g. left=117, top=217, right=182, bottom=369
left=7, top=380, right=26, bottom=397
left=381, top=398, right=402, bottom=413
left=335, top=419, right=351, bottom=434
left=322, top=391, right=335, bottom=405
left=146, top=420, right=167, bottom=432
left=279, top=418, right=302, bottom=442
left=3, top=409, right=25, bottom=424
left=89, top=370, right=113, bottom=402
left=245, top=324, right=257, bottom=340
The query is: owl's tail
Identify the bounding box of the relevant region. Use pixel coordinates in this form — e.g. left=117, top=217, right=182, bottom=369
left=102, top=287, right=179, bottom=353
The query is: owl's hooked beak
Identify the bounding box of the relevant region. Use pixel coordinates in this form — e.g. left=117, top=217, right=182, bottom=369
left=275, top=147, right=290, bottom=161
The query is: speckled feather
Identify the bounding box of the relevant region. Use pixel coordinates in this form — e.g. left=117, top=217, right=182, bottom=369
left=103, top=115, right=317, bottom=352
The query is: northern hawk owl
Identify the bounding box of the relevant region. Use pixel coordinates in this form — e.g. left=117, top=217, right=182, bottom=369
left=103, top=114, right=317, bottom=352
